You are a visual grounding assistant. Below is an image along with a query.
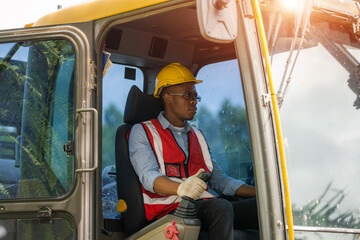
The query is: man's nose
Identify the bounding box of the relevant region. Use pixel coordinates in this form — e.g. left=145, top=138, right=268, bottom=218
left=190, top=98, right=197, bottom=104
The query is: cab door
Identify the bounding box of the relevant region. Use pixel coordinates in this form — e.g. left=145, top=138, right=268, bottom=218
left=0, top=24, right=96, bottom=240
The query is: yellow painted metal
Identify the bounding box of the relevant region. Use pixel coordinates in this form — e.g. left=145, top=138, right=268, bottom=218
left=33, top=0, right=170, bottom=27
left=250, top=0, right=295, bottom=239
left=24, top=23, right=34, bottom=28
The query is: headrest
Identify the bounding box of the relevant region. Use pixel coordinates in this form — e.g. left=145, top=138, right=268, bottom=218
left=124, top=85, right=164, bottom=125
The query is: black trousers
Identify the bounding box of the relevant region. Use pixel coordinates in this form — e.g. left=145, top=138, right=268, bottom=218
left=195, top=198, right=259, bottom=240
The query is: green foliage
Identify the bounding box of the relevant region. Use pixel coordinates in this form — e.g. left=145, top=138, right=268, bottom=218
left=0, top=183, right=10, bottom=198
left=0, top=56, right=26, bottom=132
left=195, top=99, right=250, bottom=155
left=195, top=106, right=222, bottom=152
left=192, top=98, right=253, bottom=183
left=102, top=103, right=124, bottom=169
left=218, top=99, right=251, bottom=156
left=0, top=127, right=17, bottom=159
left=292, top=182, right=360, bottom=229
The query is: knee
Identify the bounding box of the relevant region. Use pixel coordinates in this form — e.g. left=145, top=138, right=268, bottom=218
left=196, top=198, right=234, bottom=231
left=196, top=198, right=234, bottom=221
left=210, top=198, right=234, bottom=220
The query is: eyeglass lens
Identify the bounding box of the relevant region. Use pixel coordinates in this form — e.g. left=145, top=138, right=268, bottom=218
left=185, top=92, right=201, bottom=102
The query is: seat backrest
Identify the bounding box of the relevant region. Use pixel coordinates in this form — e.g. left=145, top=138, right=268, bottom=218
left=115, top=85, right=164, bottom=235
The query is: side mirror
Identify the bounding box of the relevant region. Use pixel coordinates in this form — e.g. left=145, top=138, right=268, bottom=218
left=197, top=0, right=238, bottom=43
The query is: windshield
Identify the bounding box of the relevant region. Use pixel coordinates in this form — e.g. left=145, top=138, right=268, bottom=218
left=270, top=6, right=360, bottom=234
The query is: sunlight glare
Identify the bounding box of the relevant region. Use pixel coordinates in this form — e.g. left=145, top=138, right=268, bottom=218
left=280, top=0, right=301, bottom=10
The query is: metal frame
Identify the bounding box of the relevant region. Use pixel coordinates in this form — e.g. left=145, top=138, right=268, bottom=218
left=293, top=225, right=360, bottom=235
left=235, top=0, right=287, bottom=239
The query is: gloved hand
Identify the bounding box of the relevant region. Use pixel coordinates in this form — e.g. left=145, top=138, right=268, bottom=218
left=177, top=169, right=207, bottom=199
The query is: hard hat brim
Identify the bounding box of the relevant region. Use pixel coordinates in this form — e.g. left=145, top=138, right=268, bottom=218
left=153, top=79, right=202, bottom=98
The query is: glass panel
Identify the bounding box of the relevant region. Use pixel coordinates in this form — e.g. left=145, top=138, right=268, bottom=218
left=295, top=231, right=358, bottom=240
left=101, top=62, right=143, bottom=219
left=271, top=21, right=360, bottom=229
left=0, top=217, right=76, bottom=240
left=192, top=59, right=254, bottom=185
left=0, top=39, right=75, bottom=199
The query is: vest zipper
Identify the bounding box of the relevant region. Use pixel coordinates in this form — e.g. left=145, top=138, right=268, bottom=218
left=184, top=160, right=190, bottom=178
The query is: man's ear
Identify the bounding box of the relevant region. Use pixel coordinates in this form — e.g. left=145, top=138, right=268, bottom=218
left=162, top=93, right=171, bottom=104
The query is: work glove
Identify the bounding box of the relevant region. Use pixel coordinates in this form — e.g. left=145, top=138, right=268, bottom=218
left=177, top=169, right=207, bottom=200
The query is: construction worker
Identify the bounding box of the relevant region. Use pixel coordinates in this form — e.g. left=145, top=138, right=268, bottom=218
left=129, top=63, right=258, bottom=239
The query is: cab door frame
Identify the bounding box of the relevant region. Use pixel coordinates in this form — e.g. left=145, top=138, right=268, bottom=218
left=0, top=24, right=96, bottom=240
left=234, top=0, right=287, bottom=239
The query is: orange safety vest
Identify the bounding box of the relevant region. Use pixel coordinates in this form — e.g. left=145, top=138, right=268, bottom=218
left=141, top=119, right=215, bottom=220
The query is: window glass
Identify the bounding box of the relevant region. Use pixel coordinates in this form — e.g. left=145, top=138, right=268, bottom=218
left=192, top=60, right=254, bottom=185
left=0, top=40, right=75, bottom=199
left=272, top=25, right=360, bottom=230
left=0, top=217, right=76, bottom=239
left=295, top=231, right=358, bottom=240
left=101, top=62, right=143, bottom=219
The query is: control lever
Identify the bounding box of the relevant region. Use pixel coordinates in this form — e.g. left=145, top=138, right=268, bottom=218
left=197, top=171, right=211, bottom=183
left=174, top=171, right=211, bottom=219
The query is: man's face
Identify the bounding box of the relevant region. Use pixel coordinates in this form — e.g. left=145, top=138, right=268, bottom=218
left=163, top=82, right=199, bottom=127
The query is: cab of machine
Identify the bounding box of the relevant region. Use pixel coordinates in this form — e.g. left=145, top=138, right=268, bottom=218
left=6, top=0, right=360, bottom=239
left=0, top=1, right=284, bottom=239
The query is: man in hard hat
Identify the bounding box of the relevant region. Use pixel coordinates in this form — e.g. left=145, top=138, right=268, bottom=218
left=129, top=63, right=258, bottom=239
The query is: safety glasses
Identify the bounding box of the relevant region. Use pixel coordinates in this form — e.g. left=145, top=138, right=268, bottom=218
left=168, top=91, right=201, bottom=102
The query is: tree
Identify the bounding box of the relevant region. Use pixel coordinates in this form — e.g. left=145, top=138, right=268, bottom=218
left=292, top=182, right=360, bottom=230
left=102, top=103, right=124, bottom=169
left=194, top=105, right=222, bottom=153
left=217, top=99, right=251, bottom=156
left=192, top=99, right=254, bottom=184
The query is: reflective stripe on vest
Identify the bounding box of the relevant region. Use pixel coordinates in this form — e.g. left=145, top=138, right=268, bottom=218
left=192, top=127, right=213, bottom=172
left=142, top=120, right=166, bottom=175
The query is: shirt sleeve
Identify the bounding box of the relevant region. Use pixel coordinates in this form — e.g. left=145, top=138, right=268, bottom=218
left=128, top=123, right=165, bottom=193
left=208, top=158, right=245, bottom=196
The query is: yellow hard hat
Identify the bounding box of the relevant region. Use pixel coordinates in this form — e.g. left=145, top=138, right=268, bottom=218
left=153, top=63, right=202, bottom=98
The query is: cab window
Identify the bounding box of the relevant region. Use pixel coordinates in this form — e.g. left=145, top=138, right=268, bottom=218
left=0, top=217, right=75, bottom=239
left=192, top=60, right=254, bottom=186
left=101, top=62, right=144, bottom=219
left=272, top=22, right=360, bottom=234
left=0, top=39, right=75, bottom=199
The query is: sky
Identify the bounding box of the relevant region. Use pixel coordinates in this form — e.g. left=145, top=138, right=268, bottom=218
left=0, top=0, right=89, bottom=30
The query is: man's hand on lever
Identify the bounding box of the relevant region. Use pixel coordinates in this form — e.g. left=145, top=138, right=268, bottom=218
left=177, top=169, right=207, bottom=199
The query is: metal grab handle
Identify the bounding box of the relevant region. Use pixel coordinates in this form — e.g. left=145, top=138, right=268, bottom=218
left=76, top=108, right=98, bottom=173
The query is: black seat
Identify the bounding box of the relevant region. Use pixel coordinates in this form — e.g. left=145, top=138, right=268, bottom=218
left=115, top=85, right=164, bottom=235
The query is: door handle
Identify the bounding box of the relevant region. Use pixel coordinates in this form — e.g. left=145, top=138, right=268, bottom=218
left=76, top=108, right=98, bottom=173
